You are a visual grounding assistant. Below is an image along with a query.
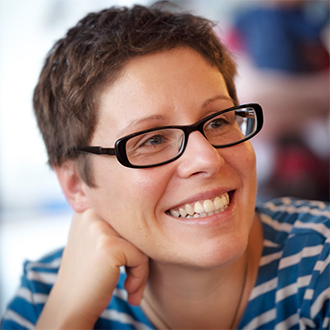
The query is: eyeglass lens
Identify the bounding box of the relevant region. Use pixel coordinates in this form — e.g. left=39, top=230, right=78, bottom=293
left=125, top=107, right=257, bottom=166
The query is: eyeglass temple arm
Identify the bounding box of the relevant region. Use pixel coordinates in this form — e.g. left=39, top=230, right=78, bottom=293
left=75, top=146, right=116, bottom=156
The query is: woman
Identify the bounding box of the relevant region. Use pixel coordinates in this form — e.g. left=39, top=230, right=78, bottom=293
left=1, top=3, right=329, bottom=329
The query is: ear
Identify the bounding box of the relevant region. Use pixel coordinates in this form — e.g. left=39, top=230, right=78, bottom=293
left=54, top=161, right=91, bottom=213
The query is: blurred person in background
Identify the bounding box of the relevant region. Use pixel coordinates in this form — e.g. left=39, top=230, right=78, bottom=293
left=228, top=0, right=330, bottom=201
left=1, top=2, right=329, bottom=329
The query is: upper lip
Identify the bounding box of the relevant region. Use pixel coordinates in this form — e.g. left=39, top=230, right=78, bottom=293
left=166, top=187, right=235, bottom=211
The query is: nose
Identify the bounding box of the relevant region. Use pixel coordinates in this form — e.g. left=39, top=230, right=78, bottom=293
left=176, top=131, right=225, bottom=178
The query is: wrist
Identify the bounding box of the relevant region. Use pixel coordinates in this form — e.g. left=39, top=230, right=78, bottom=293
left=36, top=283, right=98, bottom=329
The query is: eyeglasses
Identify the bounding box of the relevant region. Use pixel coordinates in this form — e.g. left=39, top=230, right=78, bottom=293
left=74, top=103, right=263, bottom=168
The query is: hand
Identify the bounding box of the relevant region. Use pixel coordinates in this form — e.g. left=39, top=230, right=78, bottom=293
left=36, top=209, right=149, bottom=329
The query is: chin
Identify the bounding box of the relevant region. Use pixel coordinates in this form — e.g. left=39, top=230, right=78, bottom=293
left=154, top=232, right=249, bottom=270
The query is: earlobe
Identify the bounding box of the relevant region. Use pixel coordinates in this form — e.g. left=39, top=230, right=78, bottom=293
left=54, top=161, right=90, bottom=213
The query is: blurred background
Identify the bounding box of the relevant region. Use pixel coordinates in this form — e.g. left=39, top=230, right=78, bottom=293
left=0, top=0, right=329, bottom=316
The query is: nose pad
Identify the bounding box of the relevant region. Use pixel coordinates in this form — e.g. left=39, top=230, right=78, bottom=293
left=177, top=131, right=225, bottom=178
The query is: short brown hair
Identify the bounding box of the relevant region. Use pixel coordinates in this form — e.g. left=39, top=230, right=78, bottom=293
left=33, top=2, right=238, bottom=186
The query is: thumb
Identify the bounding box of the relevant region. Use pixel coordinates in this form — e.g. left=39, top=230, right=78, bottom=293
left=124, top=254, right=149, bottom=306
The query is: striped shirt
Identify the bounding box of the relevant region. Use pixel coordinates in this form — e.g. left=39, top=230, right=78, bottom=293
left=1, top=197, right=329, bottom=329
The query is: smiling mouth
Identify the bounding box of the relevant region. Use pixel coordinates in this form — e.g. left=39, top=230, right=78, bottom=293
left=166, top=192, right=231, bottom=219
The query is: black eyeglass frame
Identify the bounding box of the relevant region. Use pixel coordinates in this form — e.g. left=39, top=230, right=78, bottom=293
left=74, top=103, right=263, bottom=169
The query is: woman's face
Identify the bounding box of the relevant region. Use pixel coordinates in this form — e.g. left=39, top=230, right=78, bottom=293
left=82, top=47, right=257, bottom=268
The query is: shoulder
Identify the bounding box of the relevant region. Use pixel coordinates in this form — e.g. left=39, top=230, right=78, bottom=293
left=1, top=249, right=154, bottom=330
left=257, top=197, right=330, bottom=221
left=20, top=247, right=63, bottom=300
left=256, top=197, right=329, bottom=285
left=1, top=248, right=63, bottom=329
left=247, top=198, right=330, bottom=329
left=23, top=247, right=63, bottom=283
left=256, top=197, right=329, bottom=246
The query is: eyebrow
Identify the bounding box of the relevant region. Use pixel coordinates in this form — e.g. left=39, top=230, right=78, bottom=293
left=118, top=95, right=234, bottom=136
left=117, top=114, right=166, bottom=137
left=201, top=95, right=234, bottom=108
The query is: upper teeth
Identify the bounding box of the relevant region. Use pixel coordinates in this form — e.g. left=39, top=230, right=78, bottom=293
left=169, top=192, right=230, bottom=219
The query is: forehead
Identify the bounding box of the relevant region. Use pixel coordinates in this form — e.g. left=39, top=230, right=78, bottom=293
left=94, top=47, right=232, bottom=141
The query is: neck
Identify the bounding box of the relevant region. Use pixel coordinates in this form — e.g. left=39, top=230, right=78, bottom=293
left=143, top=256, right=247, bottom=330
left=141, top=215, right=263, bottom=329
left=148, top=256, right=242, bottom=298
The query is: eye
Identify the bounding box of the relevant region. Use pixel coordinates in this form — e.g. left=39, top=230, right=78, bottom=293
left=208, top=118, right=228, bottom=129
left=131, top=132, right=171, bottom=151
left=141, top=134, right=166, bottom=147
left=205, top=116, right=231, bottom=132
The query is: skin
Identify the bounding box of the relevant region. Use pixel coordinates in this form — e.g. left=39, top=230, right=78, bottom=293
left=36, top=47, right=263, bottom=329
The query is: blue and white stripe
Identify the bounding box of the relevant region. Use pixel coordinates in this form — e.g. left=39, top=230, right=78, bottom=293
left=1, top=198, right=329, bottom=329
left=240, top=198, right=330, bottom=329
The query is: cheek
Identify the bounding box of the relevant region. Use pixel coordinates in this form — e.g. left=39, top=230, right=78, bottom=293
left=125, top=167, right=176, bottom=212
left=227, top=143, right=257, bottom=234
left=85, top=162, right=175, bottom=248
left=88, top=158, right=173, bottom=218
left=242, top=142, right=257, bottom=176
left=226, top=142, right=257, bottom=188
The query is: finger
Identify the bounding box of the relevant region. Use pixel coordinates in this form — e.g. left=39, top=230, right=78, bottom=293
left=127, top=285, right=146, bottom=306
left=122, top=246, right=149, bottom=305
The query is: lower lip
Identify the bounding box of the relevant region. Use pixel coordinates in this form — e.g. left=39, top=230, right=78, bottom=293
left=167, top=191, right=236, bottom=226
